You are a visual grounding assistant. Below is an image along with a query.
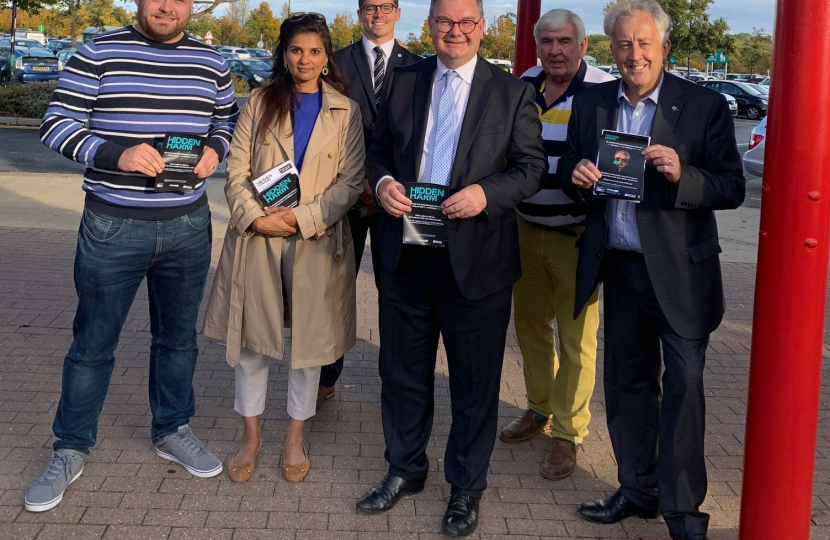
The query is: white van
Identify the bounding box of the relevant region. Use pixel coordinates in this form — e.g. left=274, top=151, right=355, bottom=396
left=487, top=58, right=512, bottom=73
left=15, top=29, right=47, bottom=46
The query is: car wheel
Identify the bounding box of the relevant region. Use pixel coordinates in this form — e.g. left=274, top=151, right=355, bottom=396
left=746, top=106, right=761, bottom=120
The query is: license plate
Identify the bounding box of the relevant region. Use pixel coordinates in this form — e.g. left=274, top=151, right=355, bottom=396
left=32, top=66, right=50, bottom=72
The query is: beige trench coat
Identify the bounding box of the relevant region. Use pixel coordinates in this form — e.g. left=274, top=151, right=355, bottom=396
left=202, top=82, right=365, bottom=369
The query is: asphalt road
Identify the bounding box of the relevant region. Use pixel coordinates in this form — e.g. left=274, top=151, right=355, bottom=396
left=0, top=112, right=762, bottom=205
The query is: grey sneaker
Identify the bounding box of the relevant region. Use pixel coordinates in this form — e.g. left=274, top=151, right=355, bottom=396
left=155, top=424, right=222, bottom=478
left=24, top=449, right=86, bottom=512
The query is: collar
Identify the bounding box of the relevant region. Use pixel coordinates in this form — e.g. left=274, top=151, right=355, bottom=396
left=618, top=70, right=664, bottom=107
left=362, top=36, right=395, bottom=60
left=435, top=55, right=478, bottom=85
left=533, top=60, right=588, bottom=109
left=319, top=80, right=351, bottom=112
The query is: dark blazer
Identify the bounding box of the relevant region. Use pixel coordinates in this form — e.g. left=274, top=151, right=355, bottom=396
left=333, top=40, right=419, bottom=146
left=560, top=73, right=746, bottom=339
left=368, top=55, right=546, bottom=300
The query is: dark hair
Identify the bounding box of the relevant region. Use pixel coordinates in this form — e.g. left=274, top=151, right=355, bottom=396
left=256, top=17, right=347, bottom=141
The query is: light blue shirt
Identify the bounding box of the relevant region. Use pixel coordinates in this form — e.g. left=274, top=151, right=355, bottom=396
left=605, top=74, right=664, bottom=252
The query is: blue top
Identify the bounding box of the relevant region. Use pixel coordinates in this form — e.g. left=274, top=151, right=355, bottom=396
left=293, top=91, right=323, bottom=171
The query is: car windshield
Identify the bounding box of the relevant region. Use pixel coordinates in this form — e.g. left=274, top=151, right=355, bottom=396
left=733, top=81, right=764, bottom=95
left=1, top=39, right=46, bottom=49
left=239, top=60, right=271, bottom=71
left=750, top=84, right=769, bottom=95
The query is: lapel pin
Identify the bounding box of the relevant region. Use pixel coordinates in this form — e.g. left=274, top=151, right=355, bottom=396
left=672, top=106, right=679, bottom=112
left=398, top=53, right=402, bottom=57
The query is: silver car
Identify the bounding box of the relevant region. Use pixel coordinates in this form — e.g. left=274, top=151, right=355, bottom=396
left=722, top=93, right=738, bottom=117
left=742, top=116, right=766, bottom=177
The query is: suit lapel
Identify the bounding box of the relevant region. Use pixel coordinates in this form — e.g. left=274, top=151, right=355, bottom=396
left=649, top=73, right=684, bottom=146
left=450, top=57, right=493, bottom=188
left=350, top=42, right=376, bottom=113
left=412, top=57, right=436, bottom=180
left=596, top=83, right=620, bottom=142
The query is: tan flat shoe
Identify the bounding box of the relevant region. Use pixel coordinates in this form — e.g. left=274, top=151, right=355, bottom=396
left=227, top=437, right=262, bottom=483
left=282, top=444, right=310, bottom=483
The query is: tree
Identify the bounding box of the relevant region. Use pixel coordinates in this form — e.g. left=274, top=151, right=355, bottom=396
left=246, top=2, right=279, bottom=49
left=111, top=6, right=135, bottom=27
left=740, top=28, right=772, bottom=75
left=419, top=19, right=434, bottom=55
left=586, top=34, right=614, bottom=65
left=0, top=0, right=55, bottom=15
left=186, top=13, right=216, bottom=39
left=405, top=32, right=425, bottom=56
left=214, top=13, right=246, bottom=45
left=656, top=0, right=731, bottom=71
left=328, top=12, right=359, bottom=50
left=481, top=13, right=515, bottom=61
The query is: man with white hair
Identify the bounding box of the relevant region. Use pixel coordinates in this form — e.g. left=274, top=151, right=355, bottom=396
left=499, top=9, right=613, bottom=483
left=560, top=1, right=744, bottom=538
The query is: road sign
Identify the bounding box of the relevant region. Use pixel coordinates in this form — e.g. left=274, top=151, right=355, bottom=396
left=715, top=50, right=728, bottom=63
left=706, top=55, right=716, bottom=64
left=669, top=56, right=676, bottom=64
left=257, top=40, right=264, bottom=48
left=37, top=25, right=44, bottom=32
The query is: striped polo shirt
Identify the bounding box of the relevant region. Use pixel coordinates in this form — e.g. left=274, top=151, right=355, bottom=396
left=40, top=26, right=239, bottom=219
left=517, top=61, right=615, bottom=227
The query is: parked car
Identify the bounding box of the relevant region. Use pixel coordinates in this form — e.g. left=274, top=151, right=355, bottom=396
left=747, top=83, right=769, bottom=96
left=742, top=116, right=766, bottom=177
left=0, top=52, right=11, bottom=86
left=56, top=48, right=77, bottom=68
left=721, top=93, right=738, bottom=117
left=759, top=77, right=770, bottom=86
left=246, top=48, right=271, bottom=59
left=217, top=46, right=251, bottom=59
left=698, top=80, right=768, bottom=120
left=609, top=67, right=621, bottom=78
left=220, top=51, right=237, bottom=60
left=0, top=38, right=49, bottom=50
left=0, top=47, right=61, bottom=84
left=47, top=39, right=73, bottom=53
left=227, top=58, right=272, bottom=90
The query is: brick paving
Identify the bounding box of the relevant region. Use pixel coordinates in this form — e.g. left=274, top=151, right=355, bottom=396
left=0, top=223, right=827, bottom=540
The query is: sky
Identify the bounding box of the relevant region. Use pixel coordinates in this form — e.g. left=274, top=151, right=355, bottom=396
left=251, top=0, right=776, bottom=40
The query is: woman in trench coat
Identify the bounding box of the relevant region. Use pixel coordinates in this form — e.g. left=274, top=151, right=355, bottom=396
left=202, top=13, right=364, bottom=483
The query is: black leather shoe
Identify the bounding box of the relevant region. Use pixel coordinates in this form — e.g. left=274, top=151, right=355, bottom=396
left=355, top=473, right=425, bottom=514
left=577, top=491, right=659, bottom=524
left=670, top=534, right=708, bottom=540
left=442, top=494, right=480, bottom=537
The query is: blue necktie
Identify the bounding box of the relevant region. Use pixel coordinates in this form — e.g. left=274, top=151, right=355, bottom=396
left=431, top=70, right=457, bottom=186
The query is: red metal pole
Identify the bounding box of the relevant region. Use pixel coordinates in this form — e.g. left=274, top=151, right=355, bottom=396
left=513, top=0, right=541, bottom=76
left=740, top=0, right=830, bottom=538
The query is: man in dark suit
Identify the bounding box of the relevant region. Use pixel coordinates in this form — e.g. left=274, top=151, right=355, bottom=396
left=558, top=2, right=745, bottom=539
left=354, top=0, right=545, bottom=535
left=318, top=0, right=419, bottom=406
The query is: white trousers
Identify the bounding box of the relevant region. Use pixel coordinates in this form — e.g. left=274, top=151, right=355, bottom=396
left=234, top=348, right=321, bottom=421
left=232, top=235, right=321, bottom=421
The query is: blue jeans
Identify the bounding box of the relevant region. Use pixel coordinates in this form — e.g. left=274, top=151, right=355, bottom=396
left=52, top=204, right=212, bottom=453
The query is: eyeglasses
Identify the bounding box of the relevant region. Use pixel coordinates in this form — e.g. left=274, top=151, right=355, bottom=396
left=287, top=12, right=327, bottom=23
left=361, top=3, right=398, bottom=15
left=431, top=17, right=481, bottom=34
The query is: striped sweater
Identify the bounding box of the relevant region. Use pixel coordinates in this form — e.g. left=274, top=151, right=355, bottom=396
left=40, top=26, right=239, bottom=219
left=517, top=62, right=615, bottom=227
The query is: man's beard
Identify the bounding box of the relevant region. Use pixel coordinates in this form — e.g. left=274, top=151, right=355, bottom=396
left=136, top=12, right=187, bottom=42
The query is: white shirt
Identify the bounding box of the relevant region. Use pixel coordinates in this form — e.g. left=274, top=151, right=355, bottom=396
left=376, top=55, right=478, bottom=193
left=361, top=36, right=395, bottom=75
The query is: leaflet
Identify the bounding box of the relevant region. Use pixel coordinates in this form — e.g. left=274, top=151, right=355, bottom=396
left=593, top=130, right=650, bottom=203
left=154, top=133, right=206, bottom=192
left=251, top=160, right=300, bottom=208
left=402, top=182, right=448, bottom=248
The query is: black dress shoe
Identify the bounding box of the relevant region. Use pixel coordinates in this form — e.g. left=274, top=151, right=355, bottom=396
left=355, top=473, right=425, bottom=514
left=442, top=494, right=480, bottom=537
left=670, top=534, right=708, bottom=540
left=577, top=490, right=659, bottom=524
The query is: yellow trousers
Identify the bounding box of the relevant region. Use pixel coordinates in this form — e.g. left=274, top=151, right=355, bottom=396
left=513, top=216, right=600, bottom=443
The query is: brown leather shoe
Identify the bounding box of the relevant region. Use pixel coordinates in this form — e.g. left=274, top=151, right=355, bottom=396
left=540, top=437, right=578, bottom=480
left=499, top=408, right=550, bottom=443
left=316, top=385, right=335, bottom=411
left=282, top=444, right=310, bottom=483
left=227, top=437, right=262, bottom=483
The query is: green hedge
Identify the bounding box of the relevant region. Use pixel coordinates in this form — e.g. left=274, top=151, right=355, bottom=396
left=0, top=81, right=57, bottom=119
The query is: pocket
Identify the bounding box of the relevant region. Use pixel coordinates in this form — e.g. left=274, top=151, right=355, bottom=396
left=687, top=237, right=722, bottom=264
left=81, top=209, right=126, bottom=243
left=477, top=124, right=504, bottom=136
left=184, top=205, right=212, bottom=231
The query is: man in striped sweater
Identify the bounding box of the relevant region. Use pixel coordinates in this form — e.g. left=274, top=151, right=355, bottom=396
left=499, top=9, right=614, bottom=480
left=25, top=0, right=238, bottom=513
